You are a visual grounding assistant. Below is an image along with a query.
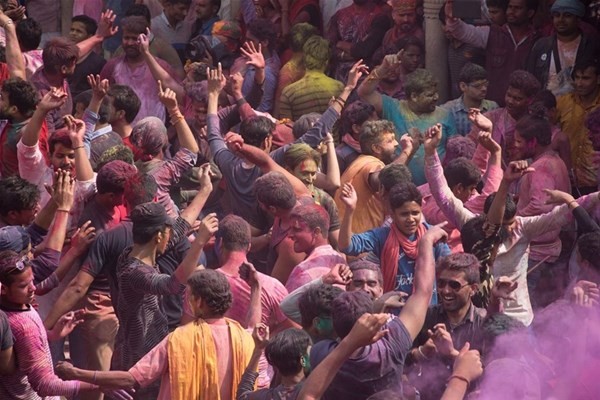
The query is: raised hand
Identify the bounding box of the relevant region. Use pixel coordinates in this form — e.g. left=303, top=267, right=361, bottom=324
left=70, top=221, right=96, bottom=256
left=87, top=74, right=109, bottom=100
left=38, top=88, right=68, bottom=112
left=196, top=163, right=215, bottom=193
left=64, top=115, right=87, bottom=148
left=570, top=280, right=600, bottom=308
left=343, top=313, right=389, bottom=348
left=477, top=130, right=501, bottom=154
left=423, top=221, right=449, bottom=244
left=229, top=72, right=244, bottom=98
left=138, top=30, right=151, bottom=54
left=504, top=160, right=534, bottom=183
left=468, top=108, right=493, bottom=132
left=428, top=324, right=457, bottom=357
left=340, top=183, right=358, bottom=211
left=423, top=123, right=442, bottom=156
left=52, top=169, right=75, bottom=211
left=379, top=50, right=403, bottom=77
left=97, top=9, right=118, bottom=38
left=491, top=276, right=518, bottom=301
left=400, top=133, right=417, bottom=157
left=196, top=213, right=219, bottom=243
left=346, top=59, right=369, bottom=90
left=252, top=323, right=270, bottom=350
left=158, top=80, right=178, bottom=111
left=224, top=132, right=244, bottom=153
left=239, top=261, right=260, bottom=288
left=207, top=63, right=226, bottom=95
left=451, top=342, right=483, bottom=383
left=323, top=263, right=353, bottom=285
left=373, top=291, right=407, bottom=313
left=240, top=41, right=265, bottom=70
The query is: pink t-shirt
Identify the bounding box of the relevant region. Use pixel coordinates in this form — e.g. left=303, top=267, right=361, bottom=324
left=285, top=244, right=345, bottom=292
left=218, top=268, right=289, bottom=388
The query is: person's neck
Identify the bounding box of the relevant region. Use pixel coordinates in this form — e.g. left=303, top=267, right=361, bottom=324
left=579, top=86, right=600, bottom=107
left=508, top=22, right=531, bottom=41
left=462, top=94, right=482, bottom=109
left=0, top=298, right=28, bottom=310
left=126, top=54, right=144, bottom=65
left=557, top=30, right=581, bottom=43
left=308, top=238, right=329, bottom=254
left=446, top=303, right=471, bottom=326
left=219, top=251, right=248, bottom=274
left=407, top=101, right=426, bottom=116
left=280, top=372, right=305, bottom=387
left=129, top=243, right=157, bottom=267
left=532, top=144, right=552, bottom=161
left=94, top=122, right=110, bottom=131
left=165, top=13, right=179, bottom=27
left=113, top=122, right=132, bottom=139
left=42, top=70, right=65, bottom=88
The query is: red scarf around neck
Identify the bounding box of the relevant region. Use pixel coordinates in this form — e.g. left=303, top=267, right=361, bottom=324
left=380, top=223, right=427, bottom=292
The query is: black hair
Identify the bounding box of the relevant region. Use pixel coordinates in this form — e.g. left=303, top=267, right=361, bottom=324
left=577, top=232, right=600, bottom=273
left=379, top=164, right=413, bottom=193
left=444, top=157, right=482, bottom=189
left=265, top=328, right=312, bottom=376
left=16, top=18, right=42, bottom=52
left=1, top=78, right=39, bottom=118
left=187, top=269, right=232, bottom=315
left=298, top=283, right=343, bottom=329
left=240, top=116, right=275, bottom=147
left=0, top=176, right=40, bottom=216
left=124, top=4, right=152, bottom=24
left=71, top=14, right=98, bottom=36
left=388, top=182, right=422, bottom=210
left=108, top=85, right=141, bottom=124
left=331, top=291, right=373, bottom=338
left=483, top=192, right=517, bottom=220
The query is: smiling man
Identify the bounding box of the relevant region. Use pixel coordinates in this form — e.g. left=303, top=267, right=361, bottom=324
left=285, top=204, right=346, bottom=292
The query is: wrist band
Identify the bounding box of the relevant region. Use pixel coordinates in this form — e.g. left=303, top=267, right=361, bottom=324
left=448, top=375, right=470, bottom=387
left=93, top=370, right=97, bottom=384
left=417, top=346, right=429, bottom=360
left=333, top=98, right=345, bottom=109
left=56, top=209, right=70, bottom=213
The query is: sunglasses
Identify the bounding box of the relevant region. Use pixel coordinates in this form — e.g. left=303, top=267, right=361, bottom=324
left=2, top=256, right=29, bottom=276
left=437, top=278, right=470, bottom=291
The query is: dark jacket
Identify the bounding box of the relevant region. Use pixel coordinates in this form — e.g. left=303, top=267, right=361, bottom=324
left=526, top=33, right=600, bottom=89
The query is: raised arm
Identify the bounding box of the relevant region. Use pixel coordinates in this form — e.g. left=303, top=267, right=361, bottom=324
left=77, top=10, right=118, bottom=60
left=297, top=314, right=389, bottom=400
left=139, top=31, right=185, bottom=103
left=315, top=133, right=341, bottom=193
left=173, top=214, right=218, bottom=283
left=21, top=90, right=68, bottom=147
left=444, top=0, right=490, bottom=49
left=158, top=81, right=199, bottom=154
left=65, top=116, right=94, bottom=182
left=424, top=124, right=475, bottom=229
left=338, top=183, right=357, bottom=250
left=398, top=224, right=448, bottom=341
left=1, top=10, right=25, bottom=79
left=236, top=324, right=269, bottom=400
left=358, top=53, right=400, bottom=115
left=240, top=262, right=263, bottom=329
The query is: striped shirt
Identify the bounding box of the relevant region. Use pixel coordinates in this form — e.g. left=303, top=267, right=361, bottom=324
left=0, top=306, right=80, bottom=399
left=279, top=71, right=344, bottom=121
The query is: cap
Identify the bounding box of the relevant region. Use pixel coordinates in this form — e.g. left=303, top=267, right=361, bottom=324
left=130, top=202, right=175, bottom=230
left=550, top=0, right=585, bottom=17
left=0, top=226, right=30, bottom=253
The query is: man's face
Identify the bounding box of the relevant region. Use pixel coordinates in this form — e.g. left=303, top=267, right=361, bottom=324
left=411, top=86, right=439, bottom=114
left=165, top=2, right=189, bottom=24
left=512, top=130, right=535, bottom=160
left=11, top=203, right=40, bottom=226
left=437, top=269, right=474, bottom=313
left=105, top=95, right=119, bottom=124
left=375, top=132, right=399, bottom=164
left=191, top=99, right=208, bottom=127
left=288, top=218, right=316, bottom=254
left=157, top=227, right=172, bottom=255
left=50, top=143, right=76, bottom=174
left=462, top=79, right=489, bottom=102
left=291, top=159, right=318, bottom=189
left=196, top=0, right=216, bottom=20
left=122, top=30, right=142, bottom=59
left=392, top=9, right=417, bottom=32
left=504, top=86, right=529, bottom=119
left=69, top=21, right=90, bottom=43
left=573, top=67, right=600, bottom=99
left=1, top=267, right=35, bottom=306
left=0, top=90, right=13, bottom=120
left=348, top=269, right=383, bottom=300
left=391, top=201, right=422, bottom=236
left=552, top=12, right=579, bottom=36
left=399, top=44, right=421, bottom=73
left=488, top=6, right=507, bottom=26
left=506, top=0, right=531, bottom=26
left=453, top=183, right=478, bottom=204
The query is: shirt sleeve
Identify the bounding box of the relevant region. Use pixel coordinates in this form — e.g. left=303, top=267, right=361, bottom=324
left=17, top=139, right=47, bottom=186
left=31, top=248, right=61, bottom=285
left=343, top=227, right=387, bottom=256
left=295, top=106, right=340, bottom=148
left=279, top=277, right=324, bottom=324
left=446, top=18, right=490, bottom=49
left=0, top=311, right=13, bottom=351
left=12, top=318, right=80, bottom=397
left=125, top=264, right=184, bottom=296
left=129, top=336, right=169, bottom=388
left=464, top=163, right=502, bottom=215
left=207, top=114, right=237, bottom=168
left=424, top=152, right=476, bottom=229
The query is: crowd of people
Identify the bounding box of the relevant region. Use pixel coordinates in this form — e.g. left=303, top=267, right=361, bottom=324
left=0, top=0, right=598, bottom=399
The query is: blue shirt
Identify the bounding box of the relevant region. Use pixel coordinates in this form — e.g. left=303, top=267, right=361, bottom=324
left=441, top=96, right=498, bottom=136
left=343, top=223, right=451, bottom=301
left=381, top=96, right=458, bottom=185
